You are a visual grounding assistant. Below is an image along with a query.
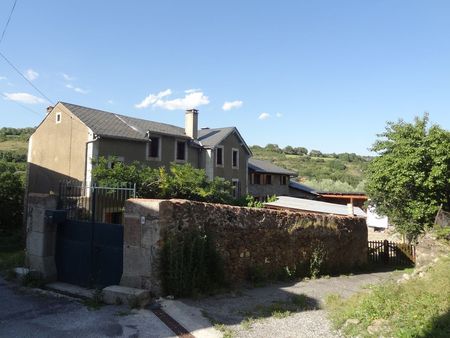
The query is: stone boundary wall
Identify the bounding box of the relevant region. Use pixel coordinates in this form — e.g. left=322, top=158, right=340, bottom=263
left=121, top=199, right=368, bottom=295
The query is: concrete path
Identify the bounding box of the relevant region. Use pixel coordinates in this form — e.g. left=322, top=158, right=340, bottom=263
left=183, top=269, right=403, bottom=338
left=0, top=277, right=176, bottom=338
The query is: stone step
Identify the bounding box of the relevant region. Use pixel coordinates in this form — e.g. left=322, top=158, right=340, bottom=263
left=102, top=285, right=150, bottom=307
left=45, top=282, right=95, bottom=299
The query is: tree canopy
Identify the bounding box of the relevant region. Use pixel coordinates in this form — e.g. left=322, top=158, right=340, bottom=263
left=0, top=160, right=24, bottom=233
left=366, top=114, right=450, bottom=240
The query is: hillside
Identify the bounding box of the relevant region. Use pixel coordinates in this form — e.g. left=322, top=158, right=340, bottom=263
left=0, top=128, right=370, bottom=193
left=250, top=145, right=370, bottom=193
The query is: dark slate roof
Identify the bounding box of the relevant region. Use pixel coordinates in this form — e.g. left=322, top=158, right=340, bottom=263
left=197, top=127, right=235, bottom=148
left=248, top=158, right=296, bottom=176
left=61, top=102, right=252, bottom=154
left=198, top=127, right=252, bottom=155
left=289, top=180, right=319, bottom=195
left=61, top=102, right=188, bottom=140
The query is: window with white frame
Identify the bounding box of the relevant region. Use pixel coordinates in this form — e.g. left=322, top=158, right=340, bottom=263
left=175, top=140, right=187, bottom=162
left=216, top=146, right=224, bottom=166
left=232, top=148, right=239, bottom=168
left=55, top=112, right=62, bottom=124
left=147, top=136, right=161, bottom=160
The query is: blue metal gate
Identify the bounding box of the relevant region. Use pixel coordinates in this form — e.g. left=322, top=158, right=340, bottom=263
left=55, top=220, right=124, bottom=288
left=55, top=182, right=135, bottom=288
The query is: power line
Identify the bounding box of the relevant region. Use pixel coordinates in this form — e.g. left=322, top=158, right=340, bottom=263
left=2, top=94, right=42, bottom=117
left=0, top=51, right=53, bottom=104
left=0, top=0, right=18, bottom=45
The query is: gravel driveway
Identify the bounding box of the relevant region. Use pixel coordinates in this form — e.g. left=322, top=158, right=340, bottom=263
left=184, top=270, right=401, bottom=337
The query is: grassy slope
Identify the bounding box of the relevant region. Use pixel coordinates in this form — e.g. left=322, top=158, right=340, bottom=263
left=250, top=147, right=369, bottom=192
left=0, top=138, right=28, bottom=154
left=0, top=133, right=369, bottom=192
left=326, top=255, right=450, bottom=337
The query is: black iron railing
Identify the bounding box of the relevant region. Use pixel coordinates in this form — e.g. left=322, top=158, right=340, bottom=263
left=58, top=181, right=136, bottom=223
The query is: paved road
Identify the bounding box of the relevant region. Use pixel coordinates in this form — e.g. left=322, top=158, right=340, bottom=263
left=0, top=277, right=176, bottom=338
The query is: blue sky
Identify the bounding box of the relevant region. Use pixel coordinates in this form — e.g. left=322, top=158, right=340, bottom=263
left=1, top=1, right=449, bottom=155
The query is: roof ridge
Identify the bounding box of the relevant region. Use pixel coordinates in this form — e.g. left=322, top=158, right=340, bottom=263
left=61, top=101, right=185, bottom=131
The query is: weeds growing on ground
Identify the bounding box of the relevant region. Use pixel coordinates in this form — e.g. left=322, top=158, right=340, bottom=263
left=241, top=293, right=313, bottom=324
left=201, top=310, right=235, bottom=337
left=83, top=289, right=104, bottom=310
left=326, top=255, right=450, bottom=337
left=21, top=272, right=45, bottom=288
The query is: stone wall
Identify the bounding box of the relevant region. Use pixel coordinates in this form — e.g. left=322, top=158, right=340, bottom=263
left=121, top=199, right=368, bottom=295
left=26, top=193, right=59, bottom=280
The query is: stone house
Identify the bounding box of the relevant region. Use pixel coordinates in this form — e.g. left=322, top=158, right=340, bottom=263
left=27, top=102, right=251, bottom=198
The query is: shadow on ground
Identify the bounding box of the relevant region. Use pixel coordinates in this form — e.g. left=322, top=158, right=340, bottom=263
left=420, top=310, right=450, bottom=338
left=180, top=268, right=402, bottom=335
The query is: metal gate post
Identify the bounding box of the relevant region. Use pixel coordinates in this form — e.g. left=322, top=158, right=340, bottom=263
left=90, top=184, right=97, bottom=286
left=383, top=240, right=389, bottom=264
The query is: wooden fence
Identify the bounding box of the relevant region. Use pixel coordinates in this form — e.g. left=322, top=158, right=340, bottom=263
left=368, top=240, right=416, bottom=266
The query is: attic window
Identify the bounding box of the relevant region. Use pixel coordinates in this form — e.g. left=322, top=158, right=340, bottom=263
left=56, top=112, right=61, bottom=124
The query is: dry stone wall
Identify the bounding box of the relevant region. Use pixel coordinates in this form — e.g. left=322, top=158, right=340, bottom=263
left=121, top=199, right=368, bottom=295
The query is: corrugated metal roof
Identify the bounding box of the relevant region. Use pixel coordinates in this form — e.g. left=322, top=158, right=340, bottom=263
left=264, top=196, right=366, bottom=217
left=248, top=158, right=296, bottom=176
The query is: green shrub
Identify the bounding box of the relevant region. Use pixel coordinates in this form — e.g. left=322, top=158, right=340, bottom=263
left=161, top=228, right=225, bottom=297
left=92, top=158, right=234, bottom=204
left=309, top=243, right=327, bottom=279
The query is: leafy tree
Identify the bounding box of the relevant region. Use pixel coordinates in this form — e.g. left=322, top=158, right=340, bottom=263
left=265, top=143, right=282, bottom=153
left=366, top=114, right=450, bottom=241
left=283, top=145, right=294, bottom=154
left=309, top=149, right=323, bottom=157
left=0, top=160, right=24, bottom=233
left=293, top=147, right=308, bottom=155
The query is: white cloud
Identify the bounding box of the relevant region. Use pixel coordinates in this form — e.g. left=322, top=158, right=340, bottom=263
left=135, top=89, right=209, bottom=110
left=222, top=100, right=243, bottom=111
left=0, top=76, right=6, bottom=81
left=276, top=112, right=283, bottom=118
left=66, top=83, right=88, bottom=94
left=25, top=69, right=39, bottom=81
left=62, top=73, right=75, bottom=81
left=185, top=88, right=201, bottom=94
left=135, top=89, right=172, bottom=109
left=3, top=92, right=45, bottom=104
left=107, top=99, right=114, bottom=104
left=258, top=112, right=270, bottom=120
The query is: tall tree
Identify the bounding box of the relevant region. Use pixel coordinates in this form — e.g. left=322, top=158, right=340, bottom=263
left=366, top=114, right=450, bottom=241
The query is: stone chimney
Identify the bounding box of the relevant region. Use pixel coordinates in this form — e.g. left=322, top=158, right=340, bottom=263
left=185, top=109, right=198, bottom=139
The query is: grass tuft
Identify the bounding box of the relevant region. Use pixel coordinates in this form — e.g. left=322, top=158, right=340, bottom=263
left=326, top=255, right=450, bottom=337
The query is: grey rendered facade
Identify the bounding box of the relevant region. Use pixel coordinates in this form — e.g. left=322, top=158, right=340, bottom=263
left=27, top=102, right=251, bottom=198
